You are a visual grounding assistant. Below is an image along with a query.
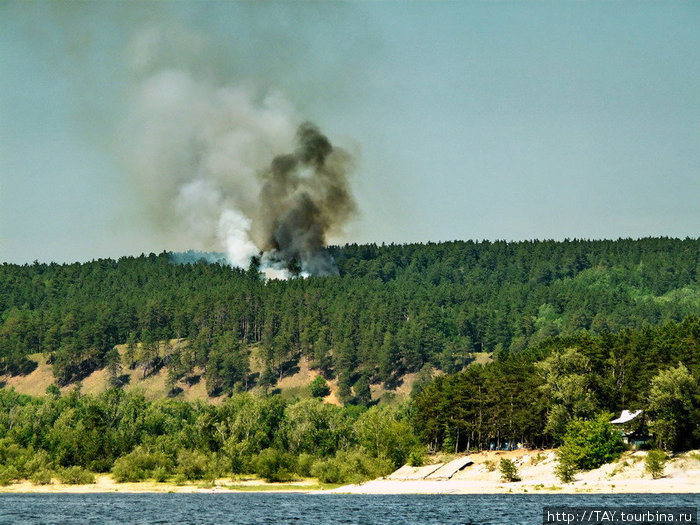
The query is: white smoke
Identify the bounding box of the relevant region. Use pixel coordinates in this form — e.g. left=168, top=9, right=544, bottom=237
left=122, top=25, right=355, bottom=277
left=123, top=25, right=299, bottom=271
left=217, top=209, right=257, bottom=269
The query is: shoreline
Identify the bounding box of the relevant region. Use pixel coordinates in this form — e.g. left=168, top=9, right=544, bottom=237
left=0, top=476, right=328, bottom=494
left=2, top=450, right=698, bottom=496
left=0, top=479, right=696, bottom=495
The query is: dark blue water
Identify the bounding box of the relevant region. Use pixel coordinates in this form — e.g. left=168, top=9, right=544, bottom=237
left=0, top=493, right=697, bottom=525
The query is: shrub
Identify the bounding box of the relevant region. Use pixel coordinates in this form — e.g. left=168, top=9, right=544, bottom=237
left=311, top=458, right=342, bottom=484
left=295, top=453, right=315, bottom=478
left=557, top=415, right=624, bottom=470
left=176, top=450, right=209, bottom=481
left=555, top=414, right=625, bottom=483
left=0, top=466, right=19, bottom=486
left=20, top=448, right=52, bottom=479
left=309, top=376, right=331, bottom=398
left=112, top=448, right=172, bottom=482
left=153, top=466, right=169, bottom=483
left=30, top=469, right=53, bottom=485
left=645, top=450, right=667, bottom=479
left=499, top=458, right=521, bottom=482
left=311, top=449, right=393, bottom=485
left=554, top=453, right=578, bottom=483
left=335, top=450, right=393, bottom=484
left=172, top=473, right=187, bottom=485
left=58, top=466, right=94, bottom=485
left=253, top=448, right=294, bottom=482
left=408, top=447, right=425, bottom=467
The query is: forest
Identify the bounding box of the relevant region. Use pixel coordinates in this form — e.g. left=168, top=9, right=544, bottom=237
left=1, top=237, right=698, bottom=402
left=0, top=238, right=698, bottom=484
left=0, top=318, right=697, bottom=487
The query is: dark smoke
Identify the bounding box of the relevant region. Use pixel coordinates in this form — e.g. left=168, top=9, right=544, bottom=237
left=251, top=122, right=356, bottom=276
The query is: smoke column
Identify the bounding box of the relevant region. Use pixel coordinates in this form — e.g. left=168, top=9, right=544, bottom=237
left=123, top=26, right=356, bottom=277
left=252, top=122, right=355, bottom=275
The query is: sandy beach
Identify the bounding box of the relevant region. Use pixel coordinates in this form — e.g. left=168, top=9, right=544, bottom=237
left=1, top=450, right=698, bottom=495
left=327, top=449, right=700, bottom=495
left=0, top=476, right=326, bottom=494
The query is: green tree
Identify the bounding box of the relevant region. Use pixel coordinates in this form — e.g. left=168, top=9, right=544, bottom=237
left=647, top=363, right=698, bottom=451
left=644, top=450, right=667, bottom=479
left=309, top=376, right=331, bottom=398
left=499, top=458, right=520, bottom=482
left=555, top=414, right=624, bottom=482
left=536, top=348, right=598, bottom=442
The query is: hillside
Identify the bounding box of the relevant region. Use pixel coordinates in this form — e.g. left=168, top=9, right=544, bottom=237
left=1, top=238, right=698, bottom=404
left=1, top=343, right=453, bottom=405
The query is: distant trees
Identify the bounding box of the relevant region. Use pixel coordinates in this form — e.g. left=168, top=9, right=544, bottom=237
left=0, top=238, right=698, bottom=390
left=0, top=388, right=420, bottom=485
left=413, top=318, right=700, bottom=453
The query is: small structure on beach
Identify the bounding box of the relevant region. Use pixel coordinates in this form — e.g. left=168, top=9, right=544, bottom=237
left=610, top=409, right=648, bottom=448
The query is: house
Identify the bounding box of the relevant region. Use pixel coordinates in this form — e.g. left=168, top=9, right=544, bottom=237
left=610, top=409, right=648, bottom=448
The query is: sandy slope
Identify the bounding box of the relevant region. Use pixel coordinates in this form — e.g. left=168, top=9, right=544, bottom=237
left=327, top=449, right=700, bottom=494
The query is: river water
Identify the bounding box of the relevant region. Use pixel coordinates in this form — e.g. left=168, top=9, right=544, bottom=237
left=0, top=493, right=697, bottom=525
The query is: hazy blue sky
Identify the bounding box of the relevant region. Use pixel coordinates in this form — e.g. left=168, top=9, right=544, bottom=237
left=2, top=1, right=699, bottom=264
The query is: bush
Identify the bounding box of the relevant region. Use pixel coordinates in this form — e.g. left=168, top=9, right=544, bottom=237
left=645, top=450, right=667, bottom=479
left=152, top=466, right=169, bottom=483
left=499, top=458, right=520, bottom=482
left=408, top=447, right=425, bottom=467
left=309, top=376, right=331, bottom=398
left=172, top=473, right=188, bottom=485
left=58, top=466, right=94, bottom=485
left=0, top=466, right=19, bottom=486
left=253, top=448, right=294, bottom=482
left=20, top=448, right=52, bottom=479
left=176, top=450, right=210, bottom=481
left=0, top=440, right=33, bottom=477
left=30, top=469, right=53, bottom=485
left=558, top=415, right=624, bottom=469
left=311, top=449, right=393, bottom=485
left=112, top=448, right=172, bottom=482
left=554, top=454, right=578, bottom=483
left=555, top=414, right=625, bottom=483
left=311, top=458, right=342, bottom=484
left=295, top=453, right=315, bottom=477
left=88, top=458, right=113, bottom=474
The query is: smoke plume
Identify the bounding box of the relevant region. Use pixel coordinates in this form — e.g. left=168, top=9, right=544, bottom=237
left=252, top=123, right=355, bottom=275
left=123, top=26, right=356, bottom=277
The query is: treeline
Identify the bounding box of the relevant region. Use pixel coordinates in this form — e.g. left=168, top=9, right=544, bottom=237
left=0, top=318, right=697, bottom=486
left=0, top=388, right=418, bottom=486
left=1, top=238, right=698, bottom=399
left=412, top=316, right=700, bottom=452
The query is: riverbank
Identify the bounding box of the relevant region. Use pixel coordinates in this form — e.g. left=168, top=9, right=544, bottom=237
left=328, top=449, right=700, bottom=494
left=1, top=450, right=698, bottom=494
left=0, top=476, right=331, bottom=494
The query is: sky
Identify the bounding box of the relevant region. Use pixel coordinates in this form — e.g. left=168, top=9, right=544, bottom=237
left=1, top=1, right=699, bottom=265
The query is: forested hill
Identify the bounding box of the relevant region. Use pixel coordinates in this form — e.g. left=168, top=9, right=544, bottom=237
left=1, top=237, right=698, bottom=401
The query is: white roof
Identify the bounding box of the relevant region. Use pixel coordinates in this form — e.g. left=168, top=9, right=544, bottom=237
left=610, top=409, right=643, bottom=424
